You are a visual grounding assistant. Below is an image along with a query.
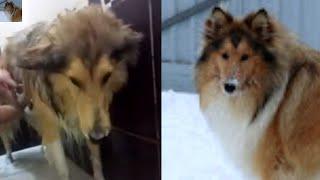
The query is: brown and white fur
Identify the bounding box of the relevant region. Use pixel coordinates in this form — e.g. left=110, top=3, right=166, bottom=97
left=4, top=6, right=142, bottom=180
left=196, top=7, right=320, bottom=180
left=4, top=1, right=22, bottom=22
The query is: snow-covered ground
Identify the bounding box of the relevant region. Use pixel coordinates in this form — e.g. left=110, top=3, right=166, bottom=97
left=0, top=12, right=9, bottom=22
left=162, top=90, right=244, bottom=180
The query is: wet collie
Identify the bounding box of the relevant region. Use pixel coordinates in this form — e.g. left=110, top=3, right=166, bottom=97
left=196, top=7, right=320, bottom=180
left=4, top=6, right=141, bottom=180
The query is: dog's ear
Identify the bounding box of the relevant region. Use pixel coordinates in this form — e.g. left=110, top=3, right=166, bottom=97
left=4, top=2, right=13, bottom=8
left=110, top=30, right=143, bottom=65
left=205, top=7, right=233, bottom=39
left=244, top=9, right=274, bottom=42
left=16, top=42, right=67, bottom=72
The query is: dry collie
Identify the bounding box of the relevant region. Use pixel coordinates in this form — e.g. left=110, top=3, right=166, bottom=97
left=4, top=1, right=22, bottom=22
left=196, top=7, right=320, bottom=180
left=4, top=6, right=141, bottom=180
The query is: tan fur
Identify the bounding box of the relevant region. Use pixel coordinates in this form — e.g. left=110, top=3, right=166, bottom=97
left=196, top=7, right=320, bottom=180
left=254, top=62, right=320, bottom=180
left=4, top=5, right=141, bottom=180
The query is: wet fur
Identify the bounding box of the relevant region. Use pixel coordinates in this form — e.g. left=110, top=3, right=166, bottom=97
left=4, top=6, right=141, bottom=180
left=196, top=7, right=320, bottom=180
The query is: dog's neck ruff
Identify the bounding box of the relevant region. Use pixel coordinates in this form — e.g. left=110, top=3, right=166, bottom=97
left=201, top=73, right=289, bottom=179
left=10, top=7, right=17, bottom=17
left=5, top=6, right=18, bottom=20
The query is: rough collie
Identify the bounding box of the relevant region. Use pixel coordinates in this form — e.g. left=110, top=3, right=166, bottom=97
left=4, top=1, right=22, bottom=22
left=4, top=6, right=141, bottom=180
left=196, top=7, right=320, bottom=180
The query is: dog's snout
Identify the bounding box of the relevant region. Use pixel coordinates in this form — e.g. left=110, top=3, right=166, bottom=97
left=223, top=78, right=239, bottom=94
left=89, top=127, right=110, bottom=143
left=87, top=109, right=111, bottom=143
left=88, top=116, right=111, bottom=143
left=89, top=128, right=104, bottom=139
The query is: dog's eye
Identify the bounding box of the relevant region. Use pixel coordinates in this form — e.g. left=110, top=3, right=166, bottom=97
left=241, top=54, right=249, bottom=61
left=101, top=73, right=111, bottom=85
left=222, top=53, right=229, bottom=60
left=70, top=77, right=82, bottom=88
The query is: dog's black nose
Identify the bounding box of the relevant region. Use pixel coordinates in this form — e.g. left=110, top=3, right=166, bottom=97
left=224, top=83, right=236, bottom=94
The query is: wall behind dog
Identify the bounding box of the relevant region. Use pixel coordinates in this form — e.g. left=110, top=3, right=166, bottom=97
left=162, top=0, right=320, bottom=92
left=162, top=0, right=320, bottom=64
left=0, top=0, right=88, bottom=47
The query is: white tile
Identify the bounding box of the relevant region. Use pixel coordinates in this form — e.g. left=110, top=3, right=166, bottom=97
left=0, top=146, right=92, bottom=180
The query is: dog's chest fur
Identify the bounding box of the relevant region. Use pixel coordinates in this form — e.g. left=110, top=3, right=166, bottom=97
left=201, top=76, right=288, bottom=178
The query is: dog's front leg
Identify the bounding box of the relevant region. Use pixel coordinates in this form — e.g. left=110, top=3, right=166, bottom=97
left=45, top=138, right=70, bottom=180
left=32, top=95, right=70, bottom=180
left=87, top=140, right=105, bottom=180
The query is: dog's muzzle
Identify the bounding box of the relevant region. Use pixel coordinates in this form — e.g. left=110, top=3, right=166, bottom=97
left=89, top=127, right=111, bottom=143
left=223, top=78, right=239, bottom=94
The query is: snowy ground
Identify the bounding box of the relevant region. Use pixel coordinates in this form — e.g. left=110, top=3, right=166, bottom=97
left=0, top=11, right=9, bottom=22
left=162, top=90, right=244, bottom=180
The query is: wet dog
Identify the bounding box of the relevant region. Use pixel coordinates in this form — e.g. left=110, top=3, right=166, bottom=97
left=5, top=6, right=142, bottom=180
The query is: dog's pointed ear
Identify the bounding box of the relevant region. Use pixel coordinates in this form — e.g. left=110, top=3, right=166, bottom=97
left=16, top=42, right=67, bottom=72
left=205, top=7, right=233, bottom=38
left=244, top=9, right=274, bottom=41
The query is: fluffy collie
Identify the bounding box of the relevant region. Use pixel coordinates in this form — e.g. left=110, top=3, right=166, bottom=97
left=196, top=7, right=320, bottom=180
left=4, top=6, right=141, bottom=180
left=4, top=1, right=22, bottom=22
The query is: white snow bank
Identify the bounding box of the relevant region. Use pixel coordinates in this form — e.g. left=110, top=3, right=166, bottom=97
left=0, top=12, right=9, bottom=22
left=162, top=90, right=243, bottom=180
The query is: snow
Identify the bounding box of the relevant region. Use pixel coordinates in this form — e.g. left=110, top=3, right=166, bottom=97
left=0, top=12, right=9, bottom=22
left=162, top=90, right=244, bottom=180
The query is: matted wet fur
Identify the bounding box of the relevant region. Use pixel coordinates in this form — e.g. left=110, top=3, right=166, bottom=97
left=196, top=7, right=320, bottom=180
left=4, top=5, right=142, bottom=180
